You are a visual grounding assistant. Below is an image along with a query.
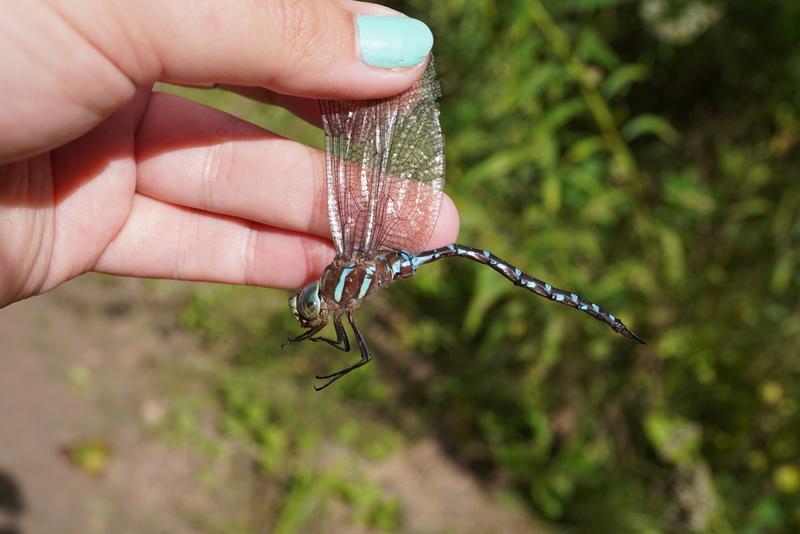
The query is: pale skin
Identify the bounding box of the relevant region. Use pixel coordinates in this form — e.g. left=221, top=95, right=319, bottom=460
left=0, top=0, right=460, bottom=308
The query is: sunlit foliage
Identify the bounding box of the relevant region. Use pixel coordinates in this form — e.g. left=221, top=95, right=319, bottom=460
left=172, top=0, right=800, bottom=530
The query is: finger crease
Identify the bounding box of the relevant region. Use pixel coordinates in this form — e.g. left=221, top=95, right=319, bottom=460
left=203, top=121, right=239, bottom=212
left=201, top=142, right=224, bottom=211
left=175, top=208, right=199, bottom=281
left=243, top=221, right=261, bottom=287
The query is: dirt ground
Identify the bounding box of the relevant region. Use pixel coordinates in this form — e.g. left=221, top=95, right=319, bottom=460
left=0, top=275, right=540, bottom=534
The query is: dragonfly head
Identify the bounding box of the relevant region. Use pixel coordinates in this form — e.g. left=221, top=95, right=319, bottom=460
left=289, top=280, right=328, bottom=328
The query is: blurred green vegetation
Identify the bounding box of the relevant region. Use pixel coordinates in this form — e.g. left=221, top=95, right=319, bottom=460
left=160, top=0, right=800, bottom=531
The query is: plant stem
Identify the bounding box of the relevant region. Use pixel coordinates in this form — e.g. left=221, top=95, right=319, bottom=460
left=529, top=0, right=642, bottom=188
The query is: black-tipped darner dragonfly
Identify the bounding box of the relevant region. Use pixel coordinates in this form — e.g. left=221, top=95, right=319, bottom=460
left=287, top=59, right=644, bottom=390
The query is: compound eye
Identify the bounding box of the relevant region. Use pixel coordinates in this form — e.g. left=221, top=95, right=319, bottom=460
left=298, top=281, right=321, bottom=320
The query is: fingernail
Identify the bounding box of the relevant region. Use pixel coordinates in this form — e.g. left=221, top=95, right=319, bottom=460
left=357, top=16, right=433, bottom=69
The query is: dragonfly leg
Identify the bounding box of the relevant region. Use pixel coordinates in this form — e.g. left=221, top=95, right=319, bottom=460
left=309, top=316, right=350, bottom=352
left=282, top=324, right=326, bottom=348
left=314, top=312, right=372, bottom=391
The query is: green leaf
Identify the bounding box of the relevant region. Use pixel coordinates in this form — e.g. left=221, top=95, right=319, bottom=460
left=67, top=365, right=91, bottom=393
left=576, top=30, right=620, bottom=69
left=566, top=135, right=607, bottom=162
left=463, top=266, right=513, bottom=335
left=773, top=464, right=800, bottom=494
left=524, top=62, right=567, bottom=98
left=542, top=173, right=562, bottom=213
left=464, top=148, right=532, bottom=185
left=658, top=227, right=687, bottom=286
left=537, top=98, right=587, bottom=132
left=621, top=114, right=681, bottom=146
left=664, top=175, right=716, bottom=215
left=546, top=0, right=638, bottom=13
left=601, top=64, right=650, bottom=98
left=770, top=250, right=798, bottom=293
left=644, top=412, right=701, bottom=466
left=63, top=439, right=111, bottom=477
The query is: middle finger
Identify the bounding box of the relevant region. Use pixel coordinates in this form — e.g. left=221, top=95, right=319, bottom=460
left=136, top=91, right=330, bottom=238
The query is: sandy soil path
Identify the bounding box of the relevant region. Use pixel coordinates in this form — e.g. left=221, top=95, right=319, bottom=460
left=0, top=275, right=540, bottom=534
left=0, top=277, right=206, bottom=534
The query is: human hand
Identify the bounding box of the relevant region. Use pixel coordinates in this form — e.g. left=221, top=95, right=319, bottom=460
left=0, top=0, right=460, bottom=308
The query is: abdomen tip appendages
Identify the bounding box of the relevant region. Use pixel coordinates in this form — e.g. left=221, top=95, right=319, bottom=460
left=615, top=320, right=646, bottom=344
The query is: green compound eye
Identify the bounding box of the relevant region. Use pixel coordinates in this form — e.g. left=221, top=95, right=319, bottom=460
left=297, top=281, right=321, bottom=320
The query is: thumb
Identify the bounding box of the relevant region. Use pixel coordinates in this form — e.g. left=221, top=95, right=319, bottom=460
left=114, top=0, right=433, bottom=99
left=0, top=0, right=434, bottom=161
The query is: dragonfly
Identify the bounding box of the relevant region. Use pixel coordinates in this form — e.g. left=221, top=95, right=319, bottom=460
left=287, top=59, right=644, bottom=391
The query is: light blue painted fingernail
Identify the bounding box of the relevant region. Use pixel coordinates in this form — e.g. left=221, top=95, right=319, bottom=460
left=357, top=16, right=433, bottom=69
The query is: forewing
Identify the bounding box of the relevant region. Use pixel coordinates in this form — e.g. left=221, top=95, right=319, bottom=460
left=320, top=59, right=445, bottom=257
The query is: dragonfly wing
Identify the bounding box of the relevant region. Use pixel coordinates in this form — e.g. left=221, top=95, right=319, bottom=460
left=320, top=59, right=445, bottom=257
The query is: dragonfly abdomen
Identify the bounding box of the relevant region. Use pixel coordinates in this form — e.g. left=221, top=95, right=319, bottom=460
left=402, top=244, right=645, bottom=344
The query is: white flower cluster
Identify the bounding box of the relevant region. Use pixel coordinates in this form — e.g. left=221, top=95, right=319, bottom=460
left=640, top=0, right=723, bottom=44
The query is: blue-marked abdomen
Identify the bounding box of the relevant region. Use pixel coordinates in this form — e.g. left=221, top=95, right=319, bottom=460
left=398, top=244, right=644, bottom=344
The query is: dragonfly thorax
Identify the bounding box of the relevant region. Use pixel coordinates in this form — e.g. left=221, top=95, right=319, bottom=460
left=321, top=254, right=409, bottom=311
